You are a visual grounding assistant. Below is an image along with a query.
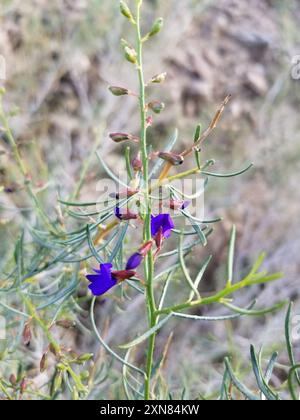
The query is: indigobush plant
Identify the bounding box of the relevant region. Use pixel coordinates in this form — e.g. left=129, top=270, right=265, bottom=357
left=0, top=0, right=294, bottom=401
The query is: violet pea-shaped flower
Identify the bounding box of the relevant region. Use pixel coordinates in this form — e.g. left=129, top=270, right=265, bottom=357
left=86, top=263, right=136, bottom=297
left=151, top=214, right=175, bottom=239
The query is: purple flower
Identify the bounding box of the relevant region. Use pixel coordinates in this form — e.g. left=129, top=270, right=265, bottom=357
left=86, top=263, right=137, bottom=296
left=86, top=263, right=117, bottom=296
left=126, top=252, right=143, bottom=270
left=151, top=214, right=175, bottom=238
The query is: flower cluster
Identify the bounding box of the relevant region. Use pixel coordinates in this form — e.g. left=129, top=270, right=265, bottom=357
left=86, top=214, right=175, bottom=296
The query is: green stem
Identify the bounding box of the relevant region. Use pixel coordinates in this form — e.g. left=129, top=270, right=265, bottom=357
left=135, top=1, right=157, bottom=400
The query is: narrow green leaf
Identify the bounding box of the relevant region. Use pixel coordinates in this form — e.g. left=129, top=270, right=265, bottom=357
left=201, top=163, right=253, bottom=178
left=188, top=255, right=212, bottom=301
left=250, top=345, right=279, bottom=400
left=179, top=234, right=201, bottom=298
left=285, top=302, right=300, bottom=386
left=224, top=358, right=259, bottom=400
left=222, top=300, right=286, bottom=317
left=119, top=314, right=173, bottom=349
left=227, top=226, right=236, bottom=286
left=90, top=297, right=145, bottom=376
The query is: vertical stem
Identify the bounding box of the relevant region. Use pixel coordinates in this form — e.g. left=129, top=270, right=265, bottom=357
left=135, top=0, right=157, bottom=400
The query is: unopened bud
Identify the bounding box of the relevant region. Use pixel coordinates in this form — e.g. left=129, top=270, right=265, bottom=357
left=77, top=353, right=94, bottom=363
left=40, top=352, right=48, bottom=373
left=22, top=323, right=32, bottom=346
left=120, top=1, right=134, bottom=21
left=56, top=319, right=76, bottom=329
left=20, top=378, right=27, bottom=394
left=149, top=18, right=164, bottom=38
left=139, top=240, right=153, bottom=257
left=132, top=153, right=142, bottom=172
left=110, top=188, right=139, bottom=199
left=109, top=132, right=139, bottom=143
left=49, top=343, right=59, bottom=357
left=124, top=46, right=137, bottom=64
left=148, top=101, right=165, bottom=114
left=151, top=72, right=167, bottom=84
left=146, top=116, right=153, bottom=127
left=80, top=370, right=90, bottom=380
left=158, top=152, right=184, bottom=166
left=169, top=199, right=190, bottom=210
left=115, top=207, right=138, bottom=221
left=9, top=374, right=17, bottom=386
left=109, top=86, right=129, bottom=96
left=52, top=370, right=63, bottom=394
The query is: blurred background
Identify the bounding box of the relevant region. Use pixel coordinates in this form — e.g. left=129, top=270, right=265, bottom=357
left=1, top=0, right=300, bottom=398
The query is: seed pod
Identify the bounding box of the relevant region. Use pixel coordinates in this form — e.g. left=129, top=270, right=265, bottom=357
left=109, top=86, right=129, bottom=96
left=22, top=323, right=32, bottom=347
left=151, top=72, right=167, bottom=84
left=158, top=151, right=184, bottom=166
left=109, top=132, right=139, bottom=143
left=148, top=101, right=165, bottom=114
left=120, top=1, right=134, bottom=21
left=149, top=18, right=164, bottom=37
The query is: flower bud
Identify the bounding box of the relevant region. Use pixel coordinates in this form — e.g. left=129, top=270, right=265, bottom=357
left=148, top=101, right=165, bottom=114
left=20, top=378, right=27, bottom=394
left=56, top=319, right=76, bottom=329
left=124, top=46, right=137, bottom=64
left=120, top=1, right=134, bottom=21
left=80, top=370, right=90, bottom=380
left=40, top=352, right=48, bottom=373
left=49, top=343, right=59, bottom=357
left=109, top=86, right=129, bottom=96
left=149, top=18, right=164, bottom=37
left=151, top=72, right=167, bottom=84
left=9, top=374, right=17, bottom=386
left=115, top=207, right=138, bottom=221
left=77, top=353, right=94, bottom=363
left=109, top=132, right=139, bottom=143
left=132, top=153, right=142, bottom=172
left=139, top=240, right=153, bottom=257
left=158, top=152, right=184, bottom=166
left=169, top=199, right=190, bottom=210
left=110, top=188, right=139, bottom=199
left=22, top=322, right=32, bottom=347
left=52, top=370, right=63, bottom=394
left=146, top=116, right=153, bottom=127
